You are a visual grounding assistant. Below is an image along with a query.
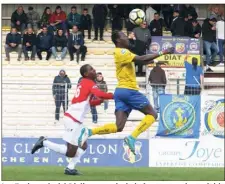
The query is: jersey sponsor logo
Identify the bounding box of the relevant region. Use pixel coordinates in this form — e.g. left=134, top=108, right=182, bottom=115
left=122, top=141, right=142, bottom=163
left=121, top=49, right=126, bottom=55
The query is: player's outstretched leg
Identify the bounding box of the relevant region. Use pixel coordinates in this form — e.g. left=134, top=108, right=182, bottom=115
left=31, top=136, right=46, bottom=154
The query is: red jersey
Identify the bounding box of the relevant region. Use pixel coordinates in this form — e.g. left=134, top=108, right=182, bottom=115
left=49, top=11, right=67, bottom=24
left=64, top=78, right=113, bottom=123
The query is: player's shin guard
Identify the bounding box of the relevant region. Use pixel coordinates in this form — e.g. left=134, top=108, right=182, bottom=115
left=91, top=123, right=117, bottom=135
left=131, top=115, right=155, bottom=139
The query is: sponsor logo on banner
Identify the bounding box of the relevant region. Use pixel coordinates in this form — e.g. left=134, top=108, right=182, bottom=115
left=162, top=42, right=173, bottom=51
left=157, top=95, right=200, bottom=138
left=2, top=138, right=149, bottom=166
left=201, top=96, right=224, bottom=139
left=149, top=139, right=224, bottom=167
left=150, top=42, right=160, bottom=53
left=175, top=43, right=185, bottom=53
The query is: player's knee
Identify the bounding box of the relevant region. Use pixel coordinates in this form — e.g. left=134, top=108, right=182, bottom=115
left=116, top=124, right=124, bottom=132
left=66, top=144, right=77, bottom=157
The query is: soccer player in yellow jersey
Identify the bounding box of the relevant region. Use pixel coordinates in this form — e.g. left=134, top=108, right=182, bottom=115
left=78, top=30, right=174, bottom=154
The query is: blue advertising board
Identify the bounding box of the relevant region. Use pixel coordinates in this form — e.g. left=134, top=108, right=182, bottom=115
left=2, top=138, right=149, bottom=167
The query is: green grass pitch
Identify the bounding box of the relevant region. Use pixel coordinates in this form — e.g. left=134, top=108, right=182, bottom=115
left=2, top=166, right=224, bottom=181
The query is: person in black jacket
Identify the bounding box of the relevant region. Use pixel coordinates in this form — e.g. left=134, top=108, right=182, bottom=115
left=51, top=29, right=68, bottom=61
left=202, top=17, right=219, bottom=72
left=68, top=25, right=87, bottom=63
left=92, top=4, right=108, bottom=41
left=183, top=5, right=198, bottom=20
left=36, top=26, right=53, bottom=60
left=108, top=5, right=124, bottom=31
left=149, top=13, right=166, bottom=36
left=5, top=27, right=22, bottom=61
left=22, top=28, right=37, bottom=60
left=184, top=15, right=192, bottom=37
left=171, top=10, right=185, bottom=36
left=190, top=20, right=201, bottom=38
left=52, top=69, right=72, bottom=124
left=80, top=8, right=92, bottom=39
left=11, top=6, right=27, bottom=34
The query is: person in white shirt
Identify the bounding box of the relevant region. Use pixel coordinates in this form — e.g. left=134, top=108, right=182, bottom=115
left=145, top=5, right=157, bottom=25
left=216, top=17, right=224, bottom=64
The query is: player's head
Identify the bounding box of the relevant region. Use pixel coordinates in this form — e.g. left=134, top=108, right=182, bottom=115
left=192, top=57, right=198, bottom=70
left=111, top=30, right=129, bottom=48
left=80, top=64, right=96, bottom=80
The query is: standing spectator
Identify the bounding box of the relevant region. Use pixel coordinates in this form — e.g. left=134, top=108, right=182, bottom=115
left=36, top=26, right=53, bottom=60
left=26, top=6, right=40, bottom=33
left=11, top=5, right=27, bottom=34
left=216, top=18, right=224, bottom=64
left=202, top=17, right=219, bottom=72
left=67, top=6, right=81, bottom=29
left=51, top=29, right=68, bottom=61
left=133, top=21, right=151, bottom=76
left=80, top=8, right=92, bottom=39
left=170, top=10, right=185, bottom=36
left=22, top=28, right=37, bottom=61
left=49, top=6, right=67, bottom=34
left=184, top=55, right=203, bottom=95
left=148, top=63, right=166, bottom=113
left=161, top=4, right=174, bottom=29
left=108, top=5, right=124, bottom=31
left=184, top=15, right=192, bottom=37
left=149, top=13, right=166, bottom=36
left=145, top=5, right=157, bottom=25
left=209, top=5, right=223, bottom=21
left=40, top=7, right=52, bottom=28
left=5, top=27, right=22, bottom=61
left=68, top=25, right=87, bottom=62
left=92, top=4, right=108, bottom=41
left=181, top=5, right=198, bottom=20
left=190, top=20, right=202, bottom=38
left=52, top=69, right=72, bottom=124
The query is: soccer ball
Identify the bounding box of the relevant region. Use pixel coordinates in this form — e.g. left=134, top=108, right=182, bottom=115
left=129, top=9, right=146, bottom=25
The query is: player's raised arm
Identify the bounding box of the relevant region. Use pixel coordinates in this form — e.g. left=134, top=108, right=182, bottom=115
left=133, top=47, right=175, bottom=64
left=90, top=86, right=114, bottom=100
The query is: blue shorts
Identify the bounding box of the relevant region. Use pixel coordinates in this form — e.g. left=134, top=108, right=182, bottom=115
left=114, top=88, right=150, bottom=115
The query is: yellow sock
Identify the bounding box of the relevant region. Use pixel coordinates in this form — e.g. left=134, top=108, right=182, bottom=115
left=92, top=123, right=117, bottom=135
left=131, top=115, right=155, bottom=139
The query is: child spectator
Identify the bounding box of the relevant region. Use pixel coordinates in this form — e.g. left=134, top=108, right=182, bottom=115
left=51, top=29, right=68, bottom=61
left=80, top=8, right=92, bottom=39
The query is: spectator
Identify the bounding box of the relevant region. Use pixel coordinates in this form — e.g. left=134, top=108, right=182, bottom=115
left=190, top=19, right=202, bottom=38
left=49, top=6, right=67, bottom=34
left=145, top=5, right=157, bottom=25
left=182, top=5, right=198, bottom=20
left=80, top=8, right=92, bottom=39
left=51, top=29, right=68, bottom=61
left=36, top=26, right=53, bottom=60
left=209, top=5, right=223, bottom=21
left=148, top=63, right=166, bottom=113
left=67, top=6, right=81, bottom=29
left=149, top=13, right=166, bottom=36
left=184, top=15, right=192, bottom=37
left=171, top=10, right=185, bottom=36
left=11, top=5, right=27, bottom=34
left=22, top=28, right=37, bottom=61
left=216, top=18, right=224, bottom=64
left=92, top=4, right=108, bottom=41
left=202, top=17, right=219, bottom=72
left=52, top=69, right=71, bottom=124
left=161, top=4, right=174, bottom=29
left=108, top=5, right=124, bottom=31
left=184, top=55, right=203, bottom=95
left=68, top=25, right=87, bottom=62
left=133, top=21, right=151, bottom=76
left=26, top=6, right=40, bottom=33
left=5, top=27, right=22, bottom=61
left=40, top=7, right=52, bottom=28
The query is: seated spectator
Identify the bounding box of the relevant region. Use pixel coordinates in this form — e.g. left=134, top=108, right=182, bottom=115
left=171, top=10, right=185, bottom=36
left=202, top=17, right=219, bottom=72
left=149, top=13, right=166, bottom=36
left=22, top=28, right=37, bottom=61
left=36, top=26, right=53, bottom=60
left=80, top=8, right=92, bottom=39
left=49, top=6, right=67, bottom=34
left=51, top=29, right=68, bottom=61
left=11, top=5, right=27, bottom=34
left=68, top=25, right=87, bottom=63
left=216, top=18, right=224, bottom=64
left=5, top=27, right=22, bottom=61
left=92, top=4, right=108, bottom=41
left=190, top=20, right=201, bottom=38
left=67, top=6, right=81, bottom=29
left=26, top=6, right=40, bottom=33
left=40, top=7, right=52, bottom=28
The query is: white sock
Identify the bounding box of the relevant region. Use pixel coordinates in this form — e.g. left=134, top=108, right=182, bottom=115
left=43, top=140, right=67, bottom=155
left=67, top=148, right=85, bottom=170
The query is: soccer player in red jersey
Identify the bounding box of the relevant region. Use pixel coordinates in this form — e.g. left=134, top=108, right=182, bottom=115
left=31, top=64, right=113, bottom=175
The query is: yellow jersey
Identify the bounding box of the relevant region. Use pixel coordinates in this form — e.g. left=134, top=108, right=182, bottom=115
left=114, top=48, right=139, bottom=90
